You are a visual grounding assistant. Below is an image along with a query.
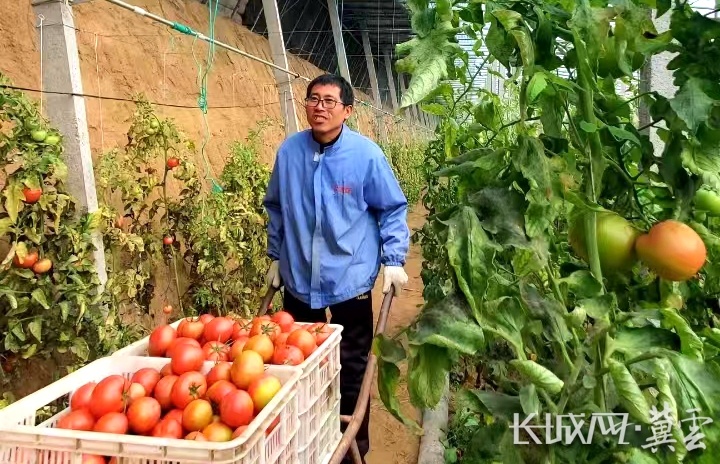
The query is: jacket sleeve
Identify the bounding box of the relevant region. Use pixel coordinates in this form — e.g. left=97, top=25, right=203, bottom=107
left=263, top=152, right=283, bottom=261
left=364, top=150, right=410, bottom=266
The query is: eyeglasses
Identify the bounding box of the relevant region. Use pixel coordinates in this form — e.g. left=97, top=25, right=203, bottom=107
left=304, top=97, right=345, bottom=109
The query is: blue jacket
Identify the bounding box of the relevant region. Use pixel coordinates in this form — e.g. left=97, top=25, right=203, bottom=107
left=263, top=125, right=409, bottom=309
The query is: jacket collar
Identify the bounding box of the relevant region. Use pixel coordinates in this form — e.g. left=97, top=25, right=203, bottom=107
left=311, top=124, right=348, bottom=154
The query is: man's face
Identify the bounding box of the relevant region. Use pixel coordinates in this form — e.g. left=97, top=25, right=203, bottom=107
left=305, top=84, right=353, bottom=135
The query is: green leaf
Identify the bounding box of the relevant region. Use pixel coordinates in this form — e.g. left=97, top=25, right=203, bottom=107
left=409, top=294, right=485, bottom=355
left=613, top=327, right=680, bottom=357
left=660, top=308, right=703, bottom=361
left=519, top=384, right=540, bottom=417
left=3, top=180, right=24, bottom=224
left=0, top=217, right=13, bottom=236
left=663, top=354, right=720, bottom=420
left=31, top=288, right=50, bottom=310
left=607, top=126, right=641, bottom=146
left=466, top=390, right=524, bottom=421
left=526, top=73, right=547, bottom=103
left=509, top=359, right=564, bottom=394
left=669, top=78, right=715, bottom=133
left=420, top=103, right=448, bottom=116
left=70, top=337, right=90, bottom=362
left=577, top=294, right=617, bottom=321
left=28, top=318, right=42, bottom=342
left=558, top=270, right=603, bottom=299
left=520, top=282, right=572, bottom=344
left=608, top=358, right=651, bottom=424
left=407, top=344, right=450, bottom=409
left=510, top=29, right=535, bottom=70
left=475, top=297, right=528, bottom=356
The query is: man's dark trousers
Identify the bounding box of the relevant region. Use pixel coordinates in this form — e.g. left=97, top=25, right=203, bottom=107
left=283, top=289, right=373, bottom=464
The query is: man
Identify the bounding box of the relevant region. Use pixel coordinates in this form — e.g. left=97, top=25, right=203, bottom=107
left=263, top=74, right=410, bottom=463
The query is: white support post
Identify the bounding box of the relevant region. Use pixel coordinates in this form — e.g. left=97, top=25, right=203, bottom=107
left=261, top=0, right=299, bottom=135
left=383, top=51, right=399, bottom=113
left=31, top=0, right=107, bottom=288
left=360, top=24, right=386, bottom=141
left=326, top=0, right=351, bottom=84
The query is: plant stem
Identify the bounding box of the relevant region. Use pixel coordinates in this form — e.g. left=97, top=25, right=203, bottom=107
left=484, top=117, right=540, bottom=146
left=161, top=135, right=184, bottom=315
left=557, top=352, right=585, bottom=414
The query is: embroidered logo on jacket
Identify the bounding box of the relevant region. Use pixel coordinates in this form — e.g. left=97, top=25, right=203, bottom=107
left=333, top=185, right=352, bottom=195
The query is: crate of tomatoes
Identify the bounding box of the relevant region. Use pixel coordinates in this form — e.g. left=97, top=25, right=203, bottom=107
left=0, top=356, right=301, bottom=464
left=113, top=312, right=342, bottom=449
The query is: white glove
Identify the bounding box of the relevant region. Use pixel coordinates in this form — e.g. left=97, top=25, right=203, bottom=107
left=266, top=260, right=281, bottom=289
left=382, top=265, right=408, bottom=296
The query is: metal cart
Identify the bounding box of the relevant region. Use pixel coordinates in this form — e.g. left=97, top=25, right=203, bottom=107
left=259, top=285, right=397, bottom=464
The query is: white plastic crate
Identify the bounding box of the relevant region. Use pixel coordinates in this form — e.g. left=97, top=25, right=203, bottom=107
left=0, top=356, right=301, bottom=464
left=298, top=400, right=342, bottom=464
left=113, top=320, right=343, bottom=414
left=297, top=366, right=340, bottom=449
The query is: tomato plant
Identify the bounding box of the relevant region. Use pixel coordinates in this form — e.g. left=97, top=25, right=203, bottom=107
left=376, top=1, right=720, bottom=462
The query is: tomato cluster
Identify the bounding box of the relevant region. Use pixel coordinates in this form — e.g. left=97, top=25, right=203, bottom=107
left=148, top=312, right=334, bottom=367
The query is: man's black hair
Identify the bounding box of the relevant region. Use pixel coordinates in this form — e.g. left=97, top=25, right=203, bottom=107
left=306, top=74, right=354, bottom=106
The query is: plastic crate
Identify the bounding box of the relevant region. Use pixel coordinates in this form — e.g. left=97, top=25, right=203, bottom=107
left=297, top=366, right=340, bottom=449
left=113, top=321, right=343, bottom=414
left=0, top=356, right=301, bottom=464
left=298, top=400, right=342, bottom=464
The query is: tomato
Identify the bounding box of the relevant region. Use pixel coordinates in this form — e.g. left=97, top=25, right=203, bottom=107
left=265, top=416, right=280, bottom=435
left=148, top=325, right=177, bottom=357
left=164, top=408, right=184, bottom=424
left=248, top=375, right=282, bottom=414
left=185, top=431, right=207, bottom=441
left=274, top=333, right=289, bottom=346
left=202, top=422, right=233, bottom=442
left=13, top=250, right=38, bottom=269
left=93, top=412, right=128, bottom=434
left=272, top=344, right=305, bottom=366
left=182, top=399, right=214, bottom=432
left=229, top=337, right=248, bottom=360
left=131, top=368, right=161, bottom=396
left=270, top=311, right=295, bottom=333
left=286, top=329, right=317, bottom=358
left=153, top=375, right=178, bottom=410
left=232, top=319, right=252, bottom=339
left=57, top=409, right=95, bottom=431
left=82, top=455, right=105, bottom=464
left=127, top=396, right=162, bottom=435
left=178, top=318, right=205, bottom=340
left=250, top=320, right=281, bottom=341
left=167, top=157, right=180, bottom=169
left=203, top=341, right=230, bottom=362
left=206, top=380, right=236, bottom=408
left=70, top=382, right=96, bottom=411
left=163, top=236, right=174, bottom=246
left=170, top=344, right=204, bottom=375
left=636, top=220, right=707, bottom=281
left=206, top=362, right=232, bottom=386
left=127, top=382, right=146, bottom=403
left=31, top=129, right=47, bottom=142
left=694, top=189, right=720, bottom=216
left=162, top=305, right=173, bottom=315
left=243, top=334, right=274, bottom=362
left=568, top=211, right=640, bottom=273
left=22, top=187, right=42, bottom=204
left=219, top=390, right=254, bottom=428
left=171, top=371, right=207, bottom=409
left=203, top=317, right=235, bottom=343
left=306, top=323, right=333, bottom=345
left=231, top=350, right=265, bottom=389
left=151, top=417, right=184, bottom=438
left=32, top=258, right=53, bottom=274
left=166, top=337, right=201, bottom=358
left=89, top=375, right=129, bottom=419
left=160, top=363, right=173, bottom=376
left=232, top=425, right=248, bottom=439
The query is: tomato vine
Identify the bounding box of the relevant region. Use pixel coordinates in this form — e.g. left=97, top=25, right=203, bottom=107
left=378, top=1, right=720, bottom=462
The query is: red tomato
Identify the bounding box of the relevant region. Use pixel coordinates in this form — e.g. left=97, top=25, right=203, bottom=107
left=166, top=337, right=201, bottom=358
left=57, top=409, right=95, bottom=431
left=286, top=329, right=317, bottom=358
left=274, top=333, right=289, bottom=346
left=232, top=425, right=248, bottom=439
left=163, top=236, right=174, bottom=246
left=131, top=368, right=161, bottom=396
left=153, top=375, right=178, bottom=411
left=127, top=382, right=146, bottom=403
left=199, top=314, right=215, bottom=324
left=82, top=455, right=106, bottom=464
left=247, top=375, right=282, bottom=413
left=127, top=396, right=162, bottom=435
left=171, top=344, right=205, bottom=375
left=93, top=412, right=128, bottom=434
left=202, top=422, right=233, bottom=442
left=203, top=317, right=235, bottom=343
left=206, top=362, right=232, bottom=386
left=230, top=350, right=265, bottom=389
left=271, top=344, right=305, bottom=366
left=22, top=187, right=42, bottom=204
left=266, top=416, right=280, bottom=435
left=167, top=157, right=180, bottom=169
left=203, top=341, right=230, bottom=362
left=151, top=417, right=184, bottom=438
left=307, top=322, right=333, bottom=345
left=636, top=220, right=707, bottom=281
left=232, top=319, right=252, bottom=339
left=160, top=363, right=173, bottom=376
left=229, top=337, right=248, bottom=361
left=164, top=408, right=184, bottom=424
left=185, top=431, right=207, bottom=441
left=270, top=311, right=295, bottom=333
left=148, top=325, right=177, bottom=357
left=219, top=390, right=254, bottom=428
left=243, top=334, right=274, bottom=363
left=206, top=380, right=237, bottom=408
left=70, top=382, right=96, bottom=411
left=250, top=320, right=281, bottom=341
left=89, top=375, right=129, bottom=419
left=182, top=399, right=213, bottom=432
left=171, top=371, right=207, bottom=409
left=177, top=318, right=205, bottom=340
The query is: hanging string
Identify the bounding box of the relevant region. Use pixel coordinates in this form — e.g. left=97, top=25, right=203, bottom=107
left=37, top=14, right=45, bottom=116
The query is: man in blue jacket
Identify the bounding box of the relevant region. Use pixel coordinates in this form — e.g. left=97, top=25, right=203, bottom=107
left=263, top=74, right=409, bottom=463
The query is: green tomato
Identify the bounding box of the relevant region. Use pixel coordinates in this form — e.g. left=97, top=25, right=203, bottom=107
left=30, top=130, right=47, bottom=142
left=44, top=135, right=60, bottom=146
left=568, top=211, right=641, bottom=274
left=694, top=189, right=720, bottom=216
